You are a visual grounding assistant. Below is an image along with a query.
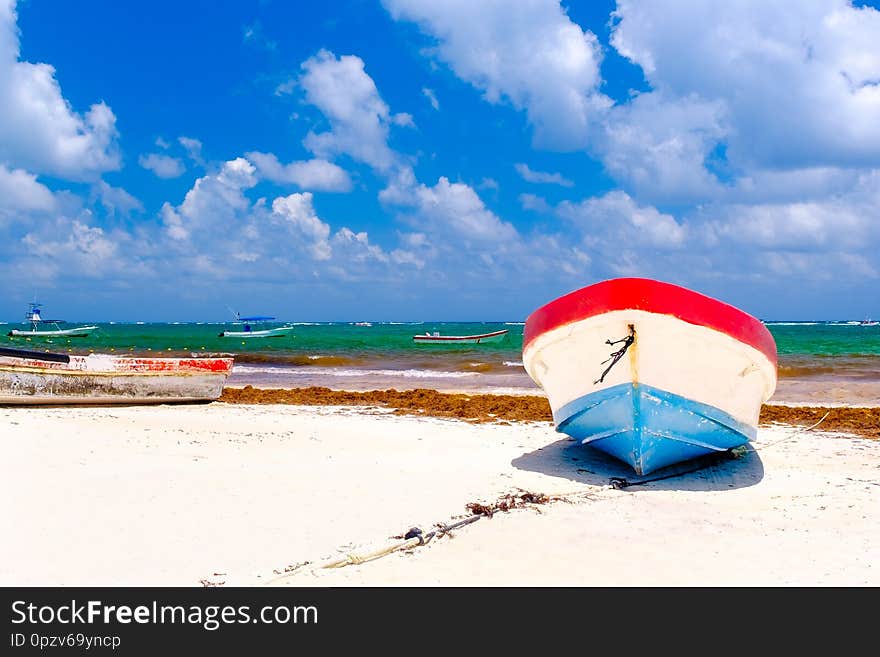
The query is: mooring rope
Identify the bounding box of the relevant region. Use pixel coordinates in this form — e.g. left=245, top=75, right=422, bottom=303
left=754, top=410, right=832, bottom=449
left=594, top=325, right=635, bottom=384
left=608, top=449, right=742, bottom=489
left=261, top=491, right=597, bottom=586
left=261, top=409, right=835, bottom=584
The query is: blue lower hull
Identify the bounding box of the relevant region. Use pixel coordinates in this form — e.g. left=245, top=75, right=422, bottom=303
left=554, top=383, right=755, bottom=476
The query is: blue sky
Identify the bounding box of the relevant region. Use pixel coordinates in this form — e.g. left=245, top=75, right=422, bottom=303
left=2, top=0, right=879, bottom=321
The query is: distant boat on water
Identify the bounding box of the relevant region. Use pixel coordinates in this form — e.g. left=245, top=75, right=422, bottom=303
left=860, top=318, right=879, bottom=326
left=522, top=278, right=777, bottom=476
left=6, top=302, right=97, bottom=338
left=0, top=346, right=233, bottom=405
left=218, top=312, right=295, bottom=338
left=413, top=329, right=508, bottom=344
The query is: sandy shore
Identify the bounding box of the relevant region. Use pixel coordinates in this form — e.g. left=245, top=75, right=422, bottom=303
left=2, top=397, right=878, bottom=587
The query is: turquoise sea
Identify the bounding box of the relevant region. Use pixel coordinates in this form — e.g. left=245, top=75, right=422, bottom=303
left=2, top=320, right=879, bottom=404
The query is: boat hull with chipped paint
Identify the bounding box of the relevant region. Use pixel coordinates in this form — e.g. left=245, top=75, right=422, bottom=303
left=0, top=347, right=235, bottom=405
left=522, top=278, right=777, bottom=476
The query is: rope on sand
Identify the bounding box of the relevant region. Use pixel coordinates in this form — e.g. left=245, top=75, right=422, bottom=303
left=263, top=414, right=836, bottom=584
left=263, top=516, right=486, bottom=585
left=262, top=490, right=595, bottom=586
left=758, top=410, right=832, bottom=450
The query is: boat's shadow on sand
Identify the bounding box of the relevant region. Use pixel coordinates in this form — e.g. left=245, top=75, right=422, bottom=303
left=512, top=438, right=765, bottom=492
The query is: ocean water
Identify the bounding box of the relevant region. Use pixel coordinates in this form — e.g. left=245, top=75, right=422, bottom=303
left=2, top=320, right=879, bottom=404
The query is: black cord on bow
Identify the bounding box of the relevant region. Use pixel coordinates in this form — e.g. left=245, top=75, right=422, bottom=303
left=594, top=324, right=635, bottom=384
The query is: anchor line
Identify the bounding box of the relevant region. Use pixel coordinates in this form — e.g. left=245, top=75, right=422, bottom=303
left=594, top=325, right=635, bottom=385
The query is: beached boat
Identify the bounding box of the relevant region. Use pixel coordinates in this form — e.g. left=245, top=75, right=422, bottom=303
left=0, top=346, right=234, bottom=405
left=7, top=302, right=97, bottom=338
left=219, top=314, right=295, bottom=338
left=522, top=278, right=777, bottom=476
left=413, top=329, right=508, bottom=344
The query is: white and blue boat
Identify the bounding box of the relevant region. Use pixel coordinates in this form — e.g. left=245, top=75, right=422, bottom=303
left=219, top=313, right=295, bottom=339
left=522, top=278, right=777, bottom=476
left=7, top=302, right=97, bottom=338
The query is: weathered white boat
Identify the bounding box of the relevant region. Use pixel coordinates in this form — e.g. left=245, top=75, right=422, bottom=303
left=0, top=346, right=234, bottom=405
left=413, top=329, right=508, bottom=344
left=522, top=278, right=777, bottom=476
left=7, top=302, right=97, bottom=338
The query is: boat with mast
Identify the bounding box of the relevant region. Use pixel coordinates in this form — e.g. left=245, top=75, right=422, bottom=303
left=7, top=302, right=98, bottom=338
left=218, top=311, right=295, bottom=338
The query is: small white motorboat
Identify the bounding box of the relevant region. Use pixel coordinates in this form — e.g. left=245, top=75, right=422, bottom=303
left=7, top=302, right=97, bottom=338
left=218, top=313, right=294, bottom=338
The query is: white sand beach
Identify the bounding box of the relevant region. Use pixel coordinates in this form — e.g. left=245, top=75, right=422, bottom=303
left=1, top=402, right=878, bottom=587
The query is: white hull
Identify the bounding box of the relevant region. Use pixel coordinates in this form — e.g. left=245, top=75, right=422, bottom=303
left=523, top=309, right=776, bottom=427
left=220, top=326, right=294, bottom=338
left=413, top=329, right=508, bottom=344
left=8, top=325, right=98, bottom=337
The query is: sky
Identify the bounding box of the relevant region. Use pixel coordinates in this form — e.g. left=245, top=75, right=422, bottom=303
left=2, top=0, right=880, bottom=322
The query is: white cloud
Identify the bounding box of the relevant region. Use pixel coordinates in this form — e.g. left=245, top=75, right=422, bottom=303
left=383, top=0, right=610, bottom=149
left=724, top=166, right=861, bottom=205
left=422, top=87, right=439, bottom=110
left=300, top=49, right=400, bottom=171
left=0, top=164, right=56, bottom=214
left=392, top=112, right=415, bottom=127
left=595, top=92, right=727, bottom=203
left=271, top=193, right=332, bottom=260
left=178, top=136, right=204, bottom=166
left=91, top=180, right=143, bottom=217
left=21, top=218, right=126, bottom=278
left=382, top=173, right=519, bottom=244
left=246, top=151, right=352, bottom=191
left=609, top=0, right=880, bottom=170
left=274, top=78, right=296, bottom=96
left=163, top=158, right=257, bottom=241
left=514, top=163, right=573, bottom=187
left=386, top=0, right=880, bottom=209
left=558, top=190, right=687, bottom=249
left=519, top=193, right=550, bottom=213
left=699, top=170, right=880, bottom=252
left=0, top=0, right=120, bottom=180
left=138, top=153, right=185, bottom=179
left=331, top=227, right=390, bottom=266
left=154, top=157, right=393, bottom=276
